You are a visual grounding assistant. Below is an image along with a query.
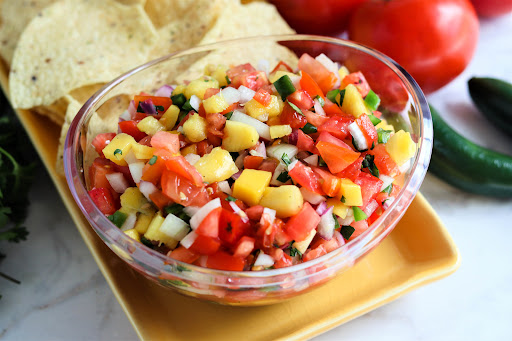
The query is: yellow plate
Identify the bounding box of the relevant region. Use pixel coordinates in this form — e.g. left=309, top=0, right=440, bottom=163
left=0, top=63, right=460, bottom=340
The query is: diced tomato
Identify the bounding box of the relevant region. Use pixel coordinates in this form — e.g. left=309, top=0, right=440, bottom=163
left=233, top=236, right=255, bottom=258
left=245, top=205, right=264, bottom=221
left=302, top=245, right=327, bottom=262
left=354, top=172, right=383, bottom=208
left=316, top=131, right=353, bottom=150
left=310, top=236, right=341, bottom=253
left=148, top=191, right=173, bottom=210
left=89, top=157, right=116, bottom=193
left=287, top=90, right=314, bottom=111
left=303, top=110, right=329, bottom=127
left=337, top=156, right=363, bottom=181
left=161, top=170, right=209, bottom=207
left=298, top=53, right=338, bottom=93
left=206, top=251, right=245, bottom=271
left=196, top=207, right=222, bottom=238
left=164, top=155, right=204, bottom=187
left=151, top=131, right=180, bottom=154
left=118, top=121, right=147, bottom=141
left=323, top=99, right=345, bottom=116
left=189, top=234, right=221, bottom=255
left=89, top=187, right=117, bottom=215
left=133, top=95, right=173, bottom=114
left=341, top=72, right=370, bottom=97
left=273, top=253, right=293, bottom=269
left=367, top=207, right=383, bottom=225
left=297, top=129, right=316, bottom=153
left=288, top=161, right=324, bottom=194
left=138, top=135, right=152, bottom=146
left=167, top=246, right=200, bottom=264
left=219, top=209, right=250, bottom=246
left=280, top=102, right=307, bottom=129
left=203, top=88, right=220, bottom=99
left=300, top=71, right=325, bottom=100
left=227, top=63, right=256, bottom=80
left=141, top=155, right=166, bottom=185
left=271, top=60, right=293, bottom=74
left=253, top=88, right=271, bottom=106
left=227, top=63, right=268, bottom=90
left=349, top=219, right=369, bottom=240
left=273, top=218, right=292, bottom=246
left=312, top=167, right=341, bottom=197
left=355, top=114, right=378, bottom=148
left=91, top=133, right=116, bottom=156
left=318, top=116, right=352, bottom=140
left=367, top=144, right=399, bottom=176
left=258, top=158, right=279, bottom=174
left=316, top=141, right=360, bottom=174
left=196, top=140, right=213, bottom=156
left=285, top=202, right=321, bottom=242
left=205, top=113, right=226, bottom=146
left=243, top=155, right=263, bottom=169
left=375, top=192, right=389, bottom=205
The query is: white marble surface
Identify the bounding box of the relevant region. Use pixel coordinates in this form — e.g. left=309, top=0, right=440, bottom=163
left=1, top=13, right=512, bottom=341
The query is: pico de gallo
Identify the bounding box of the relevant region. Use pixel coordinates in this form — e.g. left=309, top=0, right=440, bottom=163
left=88, top=53, right=416, bottom=272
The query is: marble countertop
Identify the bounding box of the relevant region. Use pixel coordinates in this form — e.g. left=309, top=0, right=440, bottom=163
left=1, top=13, right=512, bottom=341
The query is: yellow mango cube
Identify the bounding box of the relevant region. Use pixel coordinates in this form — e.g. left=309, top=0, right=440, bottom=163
left=232, top=169, right=272, bottom=206
left=222, top=120, right=259, bottom=152
left=375, top=119, right=395, bottom=133
left=386, top=130, right=416, bottom=166
left=144, top=212, right=179, bottom=249
left=194, top=147, right=239, bottom=183
left=159, top=104, right=180, bottom=130
left=120, top=187, right=153, bottom=215
left=326, top=198, right=350, bottom=219
left=132, top=143, right=154, bottom=160
left=134, top=212, right=155, bottom=234
left=269, top=71, right=299, bottom=84
left=137, top=116, right=165, bottom=135
left=180, top=144, right=197, bottom=156
left=203, top=93, right=229, bottom=114
left=259, top=185, right=303, bottom=218
left=293, top=229, right=316, bottom=252
left=184, top=77, right=219, bottom=100
left=182, top=113, right=207, bottom=143
left=172, top=85, right=186, bottom=96
left=266, top=95, right=284, bottom=118
left=337, top=179, right=363, bottom=207
left=338, top=66, right=350, bottom=80
left=205, top=64, right=229, bottom=87
left=124, top=228, right=141, bottom=242
left=341, top=84, right=372, bottom=118
left=244, top=98, right=268, bottom=121
left=102, top=133, right=135, bottom=166
left=269, top=124, right=292, bottom=139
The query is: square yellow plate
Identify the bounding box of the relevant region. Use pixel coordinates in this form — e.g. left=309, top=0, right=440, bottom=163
left=0, top=64, right=460, bottom=341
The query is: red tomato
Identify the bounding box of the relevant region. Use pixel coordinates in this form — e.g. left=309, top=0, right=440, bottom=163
left=349, top=219, right=369, bottom=240
left=316, top=132, right=353, bottom=151
left=161, top=170, right=209, bottom=207
left=296, top=129, right=316, bottom=153
left=243, top=155, right=264, bottom=169
left=203, top=88, right=220, bottom=99
left=227, top=63, right=268, bottom=90
left=367, top=144, right=399, bottom=176
left=355, top=114, right=378, bottom=148
left=219, top=209, right=250, bottom=246
left=337, top=156, right=363, bottom=181
left=189, top=234, right=221, bottom=255
left=151, top=131, right=180, bottom=154
left=288, top=161, right=324, bottom=194
left=287, top=90, right=314, bottom=111
left=88, top=187, right=117, bottom=215
left=354, top=172, right=383, bottom=208
left=233, top=236, right=255, bottom=258
left=253, top=88, right=272, bottom=106
left=168, top=246, right=200, bottom=264
left=341, top=72, right=370, bottom=97
left=273, top=253, right=293, bottom=269
left=164, top=155, right=204, bottom=187
left=323, top=99, right=345, bottom=116
left=312, top=167, right=341, bottom=197
left=196, top=207, right=222, bottom=238
left=245, top=205, right=264, bottom=221
left=303, top=110, right=329, bottom=128
left=118, top=121, right=147, bottom=141
left=148, top=191, right=173, bottom=211
left=318, top=116, right=352, bottom=140
left=141, top=155, right=166, bottom=185
left=270, top=0, right=366, bottom=35
left=89, top=157, right=116, bottom=193
left=300, top=71, right=325, bottom=100
left=285, top=202, right=321, bottom=242
left=91, top=133, right=116, bottom=156
left=302, top=245, right=327, bottom=262
left=470, top=0, right=512, bottom=17
left=258, top=158, right=279, bottom=174
left=349, top=0, right=479, bottom=94
left=280, top=102, right=307, bottom=129
left=316, top=141, right=360, bottom=174
left=206, top=251, right=245, bottom=271
left=298, top=53, right=338, bottom=94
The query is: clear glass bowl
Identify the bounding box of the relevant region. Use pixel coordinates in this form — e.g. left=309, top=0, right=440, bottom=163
left=64, top=35, right=432, bottom=306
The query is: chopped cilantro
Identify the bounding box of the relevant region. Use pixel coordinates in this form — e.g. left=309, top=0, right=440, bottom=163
left=225, top=75, right=231, bottom=85
left=288, top=241, right=303, bottom=259
left=149, top=155, right=157, bottom=165
left=287, top=100, right=304, bottom=116
left=340, top=195, right=346, bottom=203
left=340, top=225, right=355, bottom=240
left=276, top=171, right=291, bottom=183
left=225, top=195, right=237, bottom=202
left=333, top=213, right=340, bottom=229
left=301, top=123, right=317, bottom=134
left=170, top=93, right=186, bottom=108
left=113, top=149, right=122, bottom=157
left=140, top=236, right=155, bottom=249
left=164, top=203, right=190, bottom=223
left=224, top=111, right=233, bottom=120
left=281, top=153, right=291, bottom=166
left=382, top=184, right=393, bottom=195
left=362, top=154, right=379, bottom=178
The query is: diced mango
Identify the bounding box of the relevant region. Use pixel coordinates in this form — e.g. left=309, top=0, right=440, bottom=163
left=385, top=130, right=416, bottom=166
left=293, top=229, right=316, bottom=253
left=203, top=93, right=229, bottom=114
left=340, top=84, right=372, bottom=118
left=205, top=64, right=229, bottom=87
left=180, top=144, right=197, bottom=156
left=194, top=147, right=239, bottom=183
left=269, top=71, right=299, bottom=84
left=266, top=95, right=283, bottom=118
left=144, top=212, right=179, bottom=248
left=184, top=77, right=219, bottom=100
left=182, top=113, right=207, bottom=142
left=120, top=187, right=153, bottom=215
left=102, top=133, right=135, bottom=166
left=159, top=104, right=180, bottom=130
left=124, top=228, right=141, bottom=242
left=222, top=120, right=259, bottom=152
left=375, top=118, right=395, bottom=133
left=266, top=116, right=281, bottom=126
left=269, top=124, right=292, bottom=139
left=132, top=143, right=154, bottom=160
left=232, top=169, right=272, bottom=206
left=137, top=116, right=165, bottom=135
left=259, top=185, right=303, bottom=218
left=337, top=179, right=363, bottom=207
left=326, top=198, right=350, bottom=219
left=244, top=95, right=282, bottom=121
left=134, top=212, right=155, bottom=234
left=172, top=85, right=186, bottom=96
left=338, top=66, right=350, bottom=80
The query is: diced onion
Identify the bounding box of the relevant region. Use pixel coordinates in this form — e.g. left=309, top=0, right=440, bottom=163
left=300, top=187, right=326, bottom=205
left=217, top=180, right=232, bottom=195
left=119, top=110, right=131, bottom=121
left=120, top=213, right=137, bottom=231
left=383, top=197, right=395, bottom=210
left=379, top=174, right=395, bottom=192
left=160, top=214, right=190, bottom=241
left=154, top=84, right=175, bottom=97
left=180, top=231, right=198, bottom=249
left=338, top=209, right=354, bottom=226
left=235, top=151, right=248, bottom=169
left=399, top=159, right=411, bottom=174
left=140, top=99, right=157, bottom=115
left=303, top=154, right=319, bottom=166
left=317, top=206, right=335, bottom=240
left=334, top=230, right=345, bottom=247
left=270, top=163, right=287, bottom=186
left=287, top=159, right=299, bottom=172
left=254, top=251, right=275, bottom=267
left=314, top=99, right=326, bottom=117
left=190, top=198, right=222, bottom=230
left=230, top=110, right=270, bottom=140
left=288, top=129, right=298, bottom=145
left=123, top=150, right=138, bottom=165
left=183, top=206, right=200, bottom=217
left=221, top=87, right=241, bottom=105
left=363, top=200, right=379, bottom=217
left=184, top=153, right=201, bottom=165
left=190, top=95, right=200, bottom=111
left=229, top=201, right=249, bottom=223
left=127, top=100, right=137, bottom=119
left=238, top=86, right=255, bottom=104
left=231, top=170, right=243, bottom=180
left=260, top=207, right=276, bottom=226
left=315, top=53, right=341, bottom=88
left=267, top=143, right=298, bottom=163
left=139, top=181, right=158, bottom=201
left=128, top=162, right=145, bottom=184
left=105, top=172, right=129, bottom=193
left=349, top=122, right=368, bottom=150
left=315, top=201, right=328, bottom=215
left=249, top=142, right=267, bottom=158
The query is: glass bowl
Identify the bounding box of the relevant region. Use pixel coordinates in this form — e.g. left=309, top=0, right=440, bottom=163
left=64, top=35, right=432, bottom=306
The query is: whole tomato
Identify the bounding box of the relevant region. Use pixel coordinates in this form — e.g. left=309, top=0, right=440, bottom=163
left=348, top=0, right=479, bottom=94
left=470, top=0, right=512, bottom=17
left=270, top=0, right=366, bottom=36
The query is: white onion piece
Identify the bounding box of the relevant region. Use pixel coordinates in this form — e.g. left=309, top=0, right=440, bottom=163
left=190, top=198, right=222, bottom=230
left=260, top=207, right=276, bottom=226
left=337, top=209, right=354, bottom=226
left=267, top=143, right=298, bottom=164
left=363, top=200, right=379, bottom=217
left=314, top=98, right=326, bottom=117
left=183, top=206, right=200, bottom=217
left=348, top=122, right=368, bottom=150
left=128, top=162, right=145, bottom=184
left=379, top=174, right=395, bottom=192
left=238, top=86, right=256, bottom=104
left=257, top=59, right=270, bottom=75
left=315, top=53, right=341, bottom=88
left=287, top=159, right=299, bottom=172
left=230, top=111, right=270, bottom=140
left=235, top=151, right=248, bottom=169
left=250, top=142, right=267, bottom=158
left=139, top=181, right=158, bottom=201
left=229, top=201, right=249, bottom=223
left=300, top=187, right=326, bottom=205
left=154, top=84, right=175, bottom=97
left=270, top=163, right=288, bottom=186
left=160, top=214, right=190, bottom=241
left=383, top=197, right=395, bottom=210
left=303, top=154, right=319, bottom=166
left=119, top=110, right=131, bottom=121
left=399, top=159, right=411, bottom=174
left=334, top=230, right=345, bottom=246
left=184, top=153, right=201, bottom=165
left=127, top=100, right=136, bottom=118
left=180, top=231, right=198, bottom=249
left=217, top=180, right=232, bottom=195
left=231, top=170, right=243, bottom=180
left=105, top=173, right=129, bottom=193
left=316, top=201, right=328, bottom=215
left=317, top=206, right=335, bottom=240
left=123, top=150, right=138, bottom=165
left=190, top=95, right=200, bottom=111
left=120, top=213, right=137, bottom=231
left=254, top=252, right=275, bottom=267
left=221, top=87, right=241, bottom=105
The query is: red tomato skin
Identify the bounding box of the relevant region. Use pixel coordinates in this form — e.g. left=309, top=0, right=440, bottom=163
left=89, top=157, right=116, bottom=195
left=288, top=161, right=324, bottom=194
left=471, top=0, right=512, bottom=17
left=253, top=88, right=272, bottom=106
left=337, top=156, right=363, bottom=181
left=203, top=88, right=220, bottom=99
left=349, top=0, right=479, bottom=94
left=367, top=144, right=399, bottom=177
left=280, top=102, right=308, bottom=129
left=168, top=246, right=200, bottom=264
left=316, top=141, right=360, bottom=174
left=189, top=235, right=221, bottom=255
left=206, top=251, right=245, bottom=271
left=318, top=116, right=352, bottom=141
left=118, top=121, right=147, bottom=141
left=151, top=131, right=180, bottom=154
left=303, top=245, right=327, bottom=262
left=148, top=191, right=173, bottom=211
left=89, top=187, right=117, bottom=215
left=303, top=110, right=329, bottom=128
left=219, top=209, right=250, bottom=246
left=298, top=53, right=338, bottom=94
left=164, top=155, right=204, bottom=187
left=300, top=71, right=325, bottom=100
left=161, top=170, right=209, bottom=207
left=233, top=236, right=256, bottom=258
left=355, top=114, right=378, bottom=147
left=285, top=202, right=321, bottom=242
left=296, top=129, right=316, bottom=153
left=354, top=172, right=384, bottom=208
left=91, top=133, right=116, bottom=156
left=196, top=207, right=222, bottom=239
left=341, top=72, right=370, bottom=97
left=245, top=205, right=264, bottom=221
left=243, top=155, right=264, bottom=169
left=287, top=90, right=314, bottom=111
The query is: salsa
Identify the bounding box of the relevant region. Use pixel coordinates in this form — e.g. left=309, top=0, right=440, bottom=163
left=87, top=53, right=416, bottom=272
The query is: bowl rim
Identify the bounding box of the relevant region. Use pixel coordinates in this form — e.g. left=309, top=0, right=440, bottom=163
left=64, top=34, right=432, bottom=279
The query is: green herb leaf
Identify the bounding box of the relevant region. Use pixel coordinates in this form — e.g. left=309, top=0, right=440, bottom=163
left=352, top=206, right=368, bottom=222
left=362, top=154, right=379, bottom=178
left=338, top=89, right=346, bottom=107
left=136, top=102, right=144, bottom=113
left=377, top=128, right=392, bottom=144
left=364, top=90, right=381, bottom=110
left=326, top=89, right=340, bottom=104
left=340, top=225, right=355, bottom=240
left=170, top=93, right=186, bottom=108
left=154, top=105, right=164, bottom=112
left=273, top=75, right=296, bottom=101
left=382, top=184, right=393, bottom=195
left=113, top=149, right=122, bottom=157
left=318, top=156, right=327, bottom=167
left=340, top=195, right=346, bottom=203
left=300, top=122, right=317, bottom=134
left=287, top=100, right=304, bottom=116
left=288, top=241, right=303, bottom=259
left=281, top=153, right=291, bottom=166
left=315, top=95, right=325, bottom=107
left=108, top=210, right=128, bottom=228
left=140, top=236, right=155, bottom=249
left=164, top=203, right=190, bottom=223
left=225, top=75, right=231, bottom=85
left=225, top=195, right=237, bottom=202
left=149, top=155, right=157, bottom=165
left=368, top=114, right=382, bottom=126
left=182, top=99, right=194, bottom=112
left=333, top=213, right=340, bottom=229
left=276, top=171, right=291, bottom=183
left=224, top=111, right=233, bottom=120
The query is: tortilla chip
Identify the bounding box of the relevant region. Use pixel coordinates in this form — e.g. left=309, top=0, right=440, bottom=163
left=9, top=0, right=158, bottom=109
left=56, top=97, right=82, bottom=174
